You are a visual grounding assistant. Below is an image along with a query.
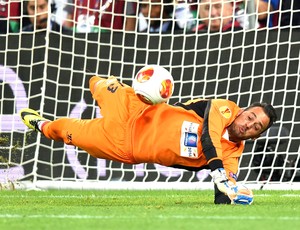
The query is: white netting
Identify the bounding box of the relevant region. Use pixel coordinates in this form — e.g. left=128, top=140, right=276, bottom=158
left=0, top=0, right=299, bottom=190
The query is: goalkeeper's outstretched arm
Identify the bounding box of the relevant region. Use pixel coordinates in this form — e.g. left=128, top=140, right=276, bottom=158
left=214, top=184, right=254, bottom=205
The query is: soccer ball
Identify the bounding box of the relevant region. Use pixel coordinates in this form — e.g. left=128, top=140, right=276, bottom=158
left=132, top=65, right=174, bottom=105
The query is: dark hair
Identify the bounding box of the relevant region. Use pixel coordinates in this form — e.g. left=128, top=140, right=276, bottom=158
left=245, top=102, right=278, bottom=131
left=164, top=0, right=174, bottom=15
left=140, top=0, right=174, bottom=15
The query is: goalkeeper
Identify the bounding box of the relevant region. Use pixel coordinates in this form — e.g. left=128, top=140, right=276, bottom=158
left=20, top=76, right=277, bottom=205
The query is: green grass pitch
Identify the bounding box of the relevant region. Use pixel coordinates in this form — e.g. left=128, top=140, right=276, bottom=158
left=0, top=189, right=300, bottom=230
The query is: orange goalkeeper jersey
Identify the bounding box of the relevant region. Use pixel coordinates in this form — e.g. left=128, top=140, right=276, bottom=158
left=130, top=98, right=244, bottom=179
left=43, top=76, right=244, bottom=182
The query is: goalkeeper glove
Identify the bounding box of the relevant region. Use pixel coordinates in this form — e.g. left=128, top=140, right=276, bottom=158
left=231, top=185, right=254, bottom=205
left=210, top=168, right=237, bottom=200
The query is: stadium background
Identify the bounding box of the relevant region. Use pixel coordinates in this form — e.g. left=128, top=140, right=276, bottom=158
left=0, top=29, right=299, bottom=183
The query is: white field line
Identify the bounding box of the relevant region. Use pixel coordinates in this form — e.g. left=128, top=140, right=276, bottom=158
left=0, top=214, right=299, bottom=221
left=0, top=193, right=300, bottom=199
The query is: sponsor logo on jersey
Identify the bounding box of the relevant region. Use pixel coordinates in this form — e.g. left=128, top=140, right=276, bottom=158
left=184, top=132, right=197, bottom=147
left=183, top=147, right=197, bottom=158
left=180, top=121, right=199, bottom=158
left=219, top=106, right=231, bottom=119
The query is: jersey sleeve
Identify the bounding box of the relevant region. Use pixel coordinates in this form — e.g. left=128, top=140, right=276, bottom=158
left=223, top=157, right=239, bottom=184
left=201, top=100, right=238, bottom=171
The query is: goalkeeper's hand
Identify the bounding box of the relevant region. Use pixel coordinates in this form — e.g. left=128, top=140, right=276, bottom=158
left=210, top=168, right=237, bottom=200
left=231, top=185, right=254, bottom=205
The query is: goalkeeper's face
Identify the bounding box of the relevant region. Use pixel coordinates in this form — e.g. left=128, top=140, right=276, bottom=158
left=228, top=107, right=270, bottom=142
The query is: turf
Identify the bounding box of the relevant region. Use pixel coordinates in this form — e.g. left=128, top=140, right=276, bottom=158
left=0, top=189, right=300, bottom=230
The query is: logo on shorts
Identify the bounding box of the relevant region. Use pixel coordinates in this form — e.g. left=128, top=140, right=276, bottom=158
left=67, top=132, right=72, bottom=143
left=107, top=84, right=118, bottom=93
left=219, top=106, right=231, bottom=119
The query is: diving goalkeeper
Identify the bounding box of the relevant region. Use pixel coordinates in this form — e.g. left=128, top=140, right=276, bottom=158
left=20, top=76, right=277, bottom=205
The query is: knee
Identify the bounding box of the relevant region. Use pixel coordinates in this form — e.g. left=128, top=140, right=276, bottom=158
left=89, top=76, right=105, bottom=94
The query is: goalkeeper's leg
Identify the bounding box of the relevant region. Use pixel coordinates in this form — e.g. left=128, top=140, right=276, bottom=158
left=21, top=113, right=136, bottom=164
left=41, top=117, right=135, bottom=162
left=20, top=76, right=142, bottom=164
left=88, top=75, right=146, bottom=119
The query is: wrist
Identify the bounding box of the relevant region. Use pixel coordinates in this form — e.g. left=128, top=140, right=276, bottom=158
left=210, top=168, right=228, bottom=184
left=208, top=159, right=223, bottom=171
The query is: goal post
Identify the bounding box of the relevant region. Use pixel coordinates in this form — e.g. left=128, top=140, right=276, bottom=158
left=0, top=0, right=300, bottom=190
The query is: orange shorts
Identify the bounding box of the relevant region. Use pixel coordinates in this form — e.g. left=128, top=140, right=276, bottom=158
left=42, top=76, right=146, bottom=164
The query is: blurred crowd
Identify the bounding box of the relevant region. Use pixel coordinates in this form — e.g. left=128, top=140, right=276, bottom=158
left=0, top=0, right=299, bottom=34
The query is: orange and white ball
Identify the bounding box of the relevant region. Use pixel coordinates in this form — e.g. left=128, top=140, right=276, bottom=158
left=132, top=65, right=174, bottom=105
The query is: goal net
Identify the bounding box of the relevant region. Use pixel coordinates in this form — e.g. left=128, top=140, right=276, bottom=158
left=0, top=0, right=299, bottom=190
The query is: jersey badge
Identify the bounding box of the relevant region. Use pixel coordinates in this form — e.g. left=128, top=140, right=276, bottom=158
left=219, top=106, right=231, bottom=119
